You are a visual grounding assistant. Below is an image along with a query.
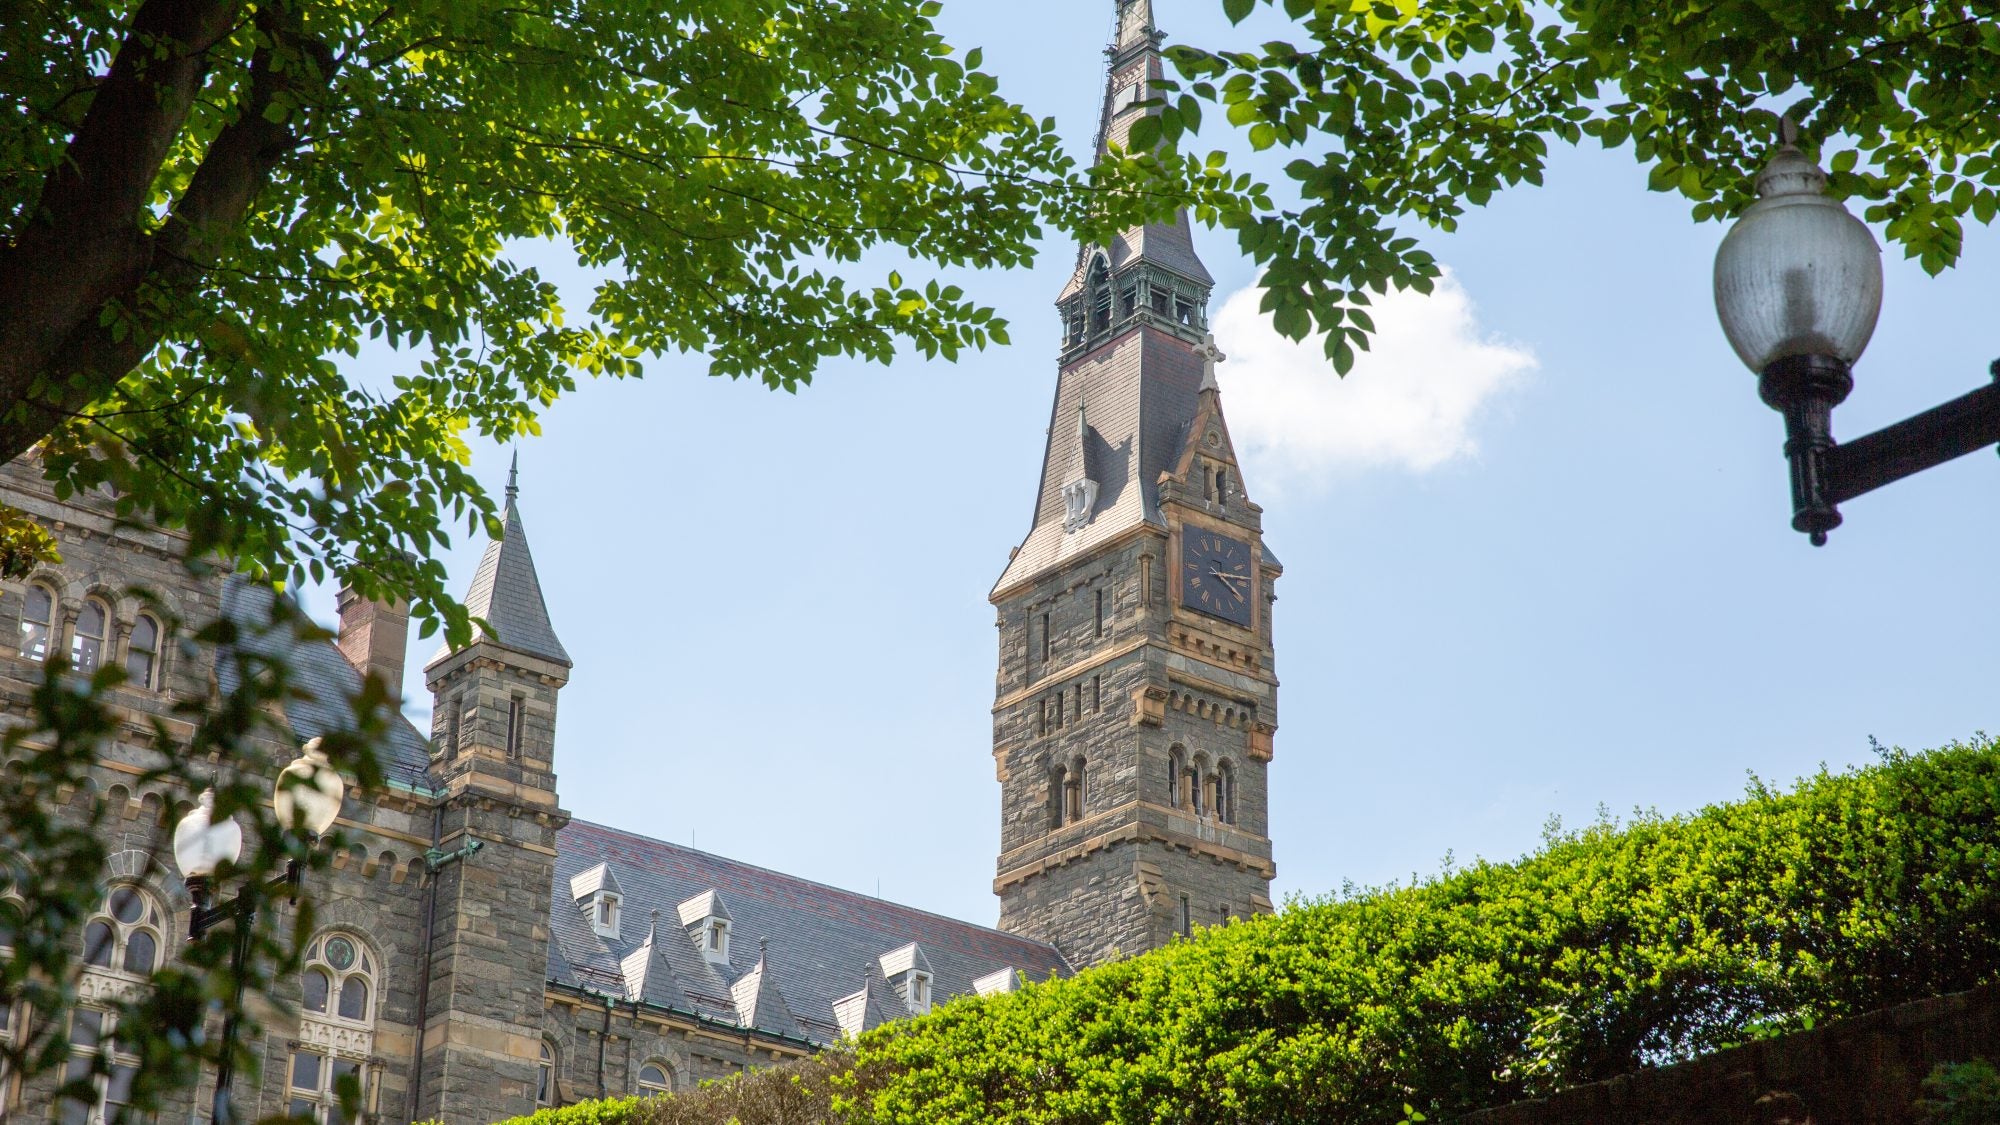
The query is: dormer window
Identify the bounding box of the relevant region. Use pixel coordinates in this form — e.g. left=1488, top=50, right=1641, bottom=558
left=569, top=863, right=624, bottom=941
left=879, top=942, right=934, bottom=1016
left=677, top=890, right=734, bottom=966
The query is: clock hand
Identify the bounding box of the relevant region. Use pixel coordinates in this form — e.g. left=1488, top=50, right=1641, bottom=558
left=1210, top=570, right=1248, bottom=592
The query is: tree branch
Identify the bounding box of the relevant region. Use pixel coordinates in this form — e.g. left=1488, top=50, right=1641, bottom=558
left=0, top=0, right=337, bottom=463
left=0, top=0, right=242, bottom=435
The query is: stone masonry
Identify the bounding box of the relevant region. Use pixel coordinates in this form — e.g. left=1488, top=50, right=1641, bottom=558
left=989, top=0, right=1280, bottom=969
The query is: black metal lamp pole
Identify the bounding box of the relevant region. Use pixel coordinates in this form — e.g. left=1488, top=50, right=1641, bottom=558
left=1762, top=356, right=2000, bottom=544
left=1717, top=135, right=2000, bottom=544
left=184, top=860, right=303, bottom=1125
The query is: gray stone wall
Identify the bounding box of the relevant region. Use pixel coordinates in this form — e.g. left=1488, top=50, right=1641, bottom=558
left=538, top=992, right=809, bottom=1109
left=993, top=503, right=1278, bottom=968
left=0, top=461, right=439, bottom=1124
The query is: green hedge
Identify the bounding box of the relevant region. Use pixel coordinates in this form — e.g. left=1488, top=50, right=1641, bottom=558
left=503, top=739, right=2000, bottom=1125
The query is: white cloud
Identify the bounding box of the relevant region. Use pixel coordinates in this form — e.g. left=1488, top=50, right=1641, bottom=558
left=1213, top=269, right=1534, bottom=490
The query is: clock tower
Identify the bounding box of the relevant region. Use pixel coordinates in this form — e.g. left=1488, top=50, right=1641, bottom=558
left=990, top=0, right=1278, bottom=969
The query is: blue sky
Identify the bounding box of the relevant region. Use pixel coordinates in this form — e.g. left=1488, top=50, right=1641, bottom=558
left=312, top=0, right=2000, bottom=927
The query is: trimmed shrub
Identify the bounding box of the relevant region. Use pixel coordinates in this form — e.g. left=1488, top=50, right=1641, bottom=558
left=515, top=739, right=2000, bottom=1125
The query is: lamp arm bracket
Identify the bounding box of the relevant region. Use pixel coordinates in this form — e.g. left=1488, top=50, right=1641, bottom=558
left=1824, top=372, right=2000, bottom=506
left=424, top=837, right=484, bottom=872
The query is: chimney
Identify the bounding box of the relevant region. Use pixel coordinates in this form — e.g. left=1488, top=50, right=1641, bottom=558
left=336, top=584, right=409, bottom=701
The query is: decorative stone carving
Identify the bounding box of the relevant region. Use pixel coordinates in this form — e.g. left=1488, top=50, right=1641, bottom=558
left=1061, top=479, right=1099, bottom=533
left=77, top=971, right=145, bottom=1006
left=298, top=1017, right=375, bottom=1058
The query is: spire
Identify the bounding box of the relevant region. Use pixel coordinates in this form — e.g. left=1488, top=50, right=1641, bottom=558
left=1115, top=0, right=1157, bottom=55
left=429, top=457, right=571, bottom=668
left=1060, top=0, right=1213, bottom=304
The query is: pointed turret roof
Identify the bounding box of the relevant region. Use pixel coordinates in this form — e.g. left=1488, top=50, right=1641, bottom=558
left=622, top=911, right=694, bottom=1009
left=1057, top=0, right=1213, bottom=302
left=997, top=1, right=1227, bottom=597
left=732, top=940, right=801, bottom=1035
left=432, top=455, right=571, bottom=668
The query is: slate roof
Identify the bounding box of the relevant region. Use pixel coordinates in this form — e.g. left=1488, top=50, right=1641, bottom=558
left=217, top=575, right=435, bottom=789
left=431, top=475, right=570, bottom=668
left=548, top=819, right=1071, bottom=1044
left=994, top=329, right=1208, bottom=594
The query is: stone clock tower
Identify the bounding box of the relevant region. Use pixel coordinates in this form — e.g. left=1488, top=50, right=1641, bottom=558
left=990, top=0, right=1278, bottom=969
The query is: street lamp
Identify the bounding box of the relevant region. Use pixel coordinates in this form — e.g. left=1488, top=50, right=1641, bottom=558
left=1715, top=133, right=2000, bottom=544
left=171, top=739, right=345, bottom=1125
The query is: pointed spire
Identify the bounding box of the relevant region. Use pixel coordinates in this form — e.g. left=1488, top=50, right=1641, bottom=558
left=731, top=940, right=799, bottom=1034
left=428, top=457, right=571, bottom=669
left=1115, top=0, right=1157, bottom=54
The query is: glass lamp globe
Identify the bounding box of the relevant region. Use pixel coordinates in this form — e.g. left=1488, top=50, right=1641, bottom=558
left=173, top=789, right=244, bottom=878
left=1713, top=145, right=1883, bottom=373
left=274, top=737, right=346, bottom=837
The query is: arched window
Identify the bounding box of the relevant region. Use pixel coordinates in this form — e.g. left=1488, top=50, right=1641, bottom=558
left=1189, top=756, right=1208, bottom=816
left=1065, top=756, right=1086, bottom=822
left=1088, top=257, right=1112, bottom=336
left=537, top=1041, right=559, bottom=1106
left=70, top=599, right=109, bottom=674
left=1047, top=762, right=1067, bottom=829
left=637, top=1061, right=673, bottom=1096
left=303, top=933, right=375, bottom=1025
left=294, top=933, right=378, bottom=1123
left=126, top=614, right=161, bottom=690
left=18, top=584, right=54, bottom=661
left=1216, top=761, right=1236, bottom=824
left=81, top=886, right=163, bottom=977
left=1167, top=746, right=1186, bottom=808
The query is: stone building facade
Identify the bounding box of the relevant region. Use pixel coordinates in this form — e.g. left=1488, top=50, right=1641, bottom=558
left=989, top=0, right=1279, bottom=968
left=0, top=1, right=1279, bottom=1121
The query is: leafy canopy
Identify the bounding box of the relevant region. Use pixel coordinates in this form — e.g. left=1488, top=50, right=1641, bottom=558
left=1151, top=0, right=2000, bottom=372
left=0, top=0, right=1249, bottom=641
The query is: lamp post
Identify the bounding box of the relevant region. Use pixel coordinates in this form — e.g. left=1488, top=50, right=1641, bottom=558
left=1714, top=132, right=2000, bottom=545
left=171, top=739, right=345, bottom=1125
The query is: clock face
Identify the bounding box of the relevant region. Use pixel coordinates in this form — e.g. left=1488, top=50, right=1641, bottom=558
left=1181, top=531, right=1254, bottom=626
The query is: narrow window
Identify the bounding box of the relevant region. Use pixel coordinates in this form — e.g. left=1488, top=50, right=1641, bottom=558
left=538, top=1042, right=558, bottom=1106
left=1119, top=285, right=1137, bottom=319
left=1040, top=612, right=1052, bottom=664
left=71, top=598, right=109, bottom=674
left=1219, top=904, right=1230, bottom=926
left=1065, top=756, right=1085, bottom=821
left=1150, top=288, right=1169, bottom=315
left=1094, top=589, right=1105, bottom=638
left=507, top=694, right=525, bottom=759
left=125, top=614, right=160, bottom=689
left=18, top=584, right=52, bottom=661
left=1180, top=894, right=1191, bottom=938
left=1190, top=762, right=1205, bottom=816
left=1139, top=556, right=1152, bottom=607
left=1074, top=682, right=1083, bottom=720
left=1089, top=259, right=1112, bottom=335
left=1054, top=692, right=1064, bottom=728
left=1217, top=762, right=1236, bottom=824
left=1037, top=698, right=1048, bottom=737
left=446, top=694, right=463, bottom=756
left=1216, top=467, right=1229, bottom=501
left=1091, top=675, right=1101, bottom=713
left=1053, top=770, right=1070, bottom=828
